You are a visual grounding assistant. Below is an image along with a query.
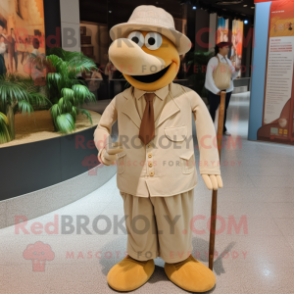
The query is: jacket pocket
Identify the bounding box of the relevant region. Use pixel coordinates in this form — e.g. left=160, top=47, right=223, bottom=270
left=164, top=126, right=187, bottom=142
left=117, top=150, right=127, bottom=174
left=179, top=149, right=195, bottom=174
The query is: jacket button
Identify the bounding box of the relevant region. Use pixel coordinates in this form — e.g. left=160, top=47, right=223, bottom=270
left=150, top=171, right=154, bottom=177
left=148, top=153, right=152, bottom=158
left=148, top=144, right=152, bottom=148
left=148, top=162, right=153, bottom=167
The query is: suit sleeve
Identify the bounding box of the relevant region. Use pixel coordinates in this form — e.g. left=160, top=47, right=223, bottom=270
left=189, top=91, right=221, bottom=175
left=93, top=97, right=117, bottom=158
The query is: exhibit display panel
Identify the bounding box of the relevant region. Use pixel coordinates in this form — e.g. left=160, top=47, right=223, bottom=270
left=249, top=0, right=294, bottom=145
left=258, top=0, right=294, bottom=143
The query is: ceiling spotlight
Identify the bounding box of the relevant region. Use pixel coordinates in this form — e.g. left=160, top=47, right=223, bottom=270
left=243, top=4, right=247, bottom=7
left=193, top=6, right=197, bottom=9
left=109, top=10, right=112, bottom=13
left=251, top=6, right=255, bottom=9
left=244, top=19, right=248, bottom=24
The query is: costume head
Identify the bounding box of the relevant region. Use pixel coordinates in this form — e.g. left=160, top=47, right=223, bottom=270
left=108, top=5, right=191, bottom=91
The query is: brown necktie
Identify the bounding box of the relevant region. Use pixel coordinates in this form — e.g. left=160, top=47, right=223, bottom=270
left=138, top=93, right=156, bottom=145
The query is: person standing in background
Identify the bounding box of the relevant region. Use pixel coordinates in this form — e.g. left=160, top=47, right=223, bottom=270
left=0, top=20, right=7, bottom=75
left=104, top=54, right=116, bottom=80
left=7, top=28, right=18, bottom=73
left=0, top=35, right=7, bottom=76
left=31, top=38, right=41, bottom=56
left=204, top=42, right=240, bottom=136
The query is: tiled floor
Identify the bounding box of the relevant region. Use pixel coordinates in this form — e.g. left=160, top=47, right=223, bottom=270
left=1, top=92, right=294, bottom=293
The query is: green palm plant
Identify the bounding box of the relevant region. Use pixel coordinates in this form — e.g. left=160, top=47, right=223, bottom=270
left=45, top=48, right=97, bottom=133
left=0, top=112, right=11, bottom=144
left=0, top=74, right=51, bottom=144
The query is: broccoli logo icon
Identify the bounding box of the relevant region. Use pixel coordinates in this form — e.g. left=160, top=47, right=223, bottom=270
left=23, top=241, right=55, bottom=272
left=82, top=154, right=100, bottom=175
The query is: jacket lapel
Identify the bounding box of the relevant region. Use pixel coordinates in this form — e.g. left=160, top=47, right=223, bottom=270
left=155, top=83, right=180, bottom=129
left=122, top=86, right=141, bottom=129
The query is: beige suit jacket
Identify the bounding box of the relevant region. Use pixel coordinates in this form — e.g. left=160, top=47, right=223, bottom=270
left=94, top=82, right=221, bottom=197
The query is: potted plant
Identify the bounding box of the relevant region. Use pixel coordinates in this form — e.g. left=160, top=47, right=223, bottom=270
left=45, top=48, right=97, bottom=133
left=0, top=74, right=51, bottom=144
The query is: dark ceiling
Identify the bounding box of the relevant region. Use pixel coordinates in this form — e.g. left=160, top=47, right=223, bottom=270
left=180, top=0, right=255, bottom=19
left=80, top=0, right=255, bottom=25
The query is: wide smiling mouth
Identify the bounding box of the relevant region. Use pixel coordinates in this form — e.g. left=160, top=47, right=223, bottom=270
left=129, top=63, right=172, bottom=83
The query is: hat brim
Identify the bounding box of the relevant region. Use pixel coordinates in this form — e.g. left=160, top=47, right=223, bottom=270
left=216, top=42, right=232, bottom=48
left=109, top=23, right=192, bottom=56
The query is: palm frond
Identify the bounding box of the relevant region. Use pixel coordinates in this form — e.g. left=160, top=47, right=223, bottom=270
left=0, top=77, right=30, bottom=105
left=47, top=48, right=96, bottom=73
left=61, top=88, right=76, bottom=103
left=50, top=104, right=61, bottom=124
left=28, top=92, right=52, bottom=108
left=56, top=113, right=75, bottom=133
left=47, top=73, right=62, bottom=90
left=18, top=101, right=34, bottom=114
left=46, top=47, right=66, bottom=59
left=14, top=80, right=52, bottom=109
left=77, top=108, right=93, bottom=124
left=58, top=97, right=72, bottom=113
left=72, top=84, right=96, bottom=103
left=6, top=106, right=15, bottom=139
left=0, top=112, right=11, bottom=144
left=46, top=55, right=63, bottom=71
left=71, top=106, right=78, bottom=122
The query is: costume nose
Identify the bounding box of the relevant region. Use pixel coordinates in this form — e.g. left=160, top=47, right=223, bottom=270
left=109, top=38, right=165, bottom=76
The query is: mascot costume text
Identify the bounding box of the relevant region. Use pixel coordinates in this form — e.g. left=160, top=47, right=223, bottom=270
left=94, top=5, right=223, bottom=292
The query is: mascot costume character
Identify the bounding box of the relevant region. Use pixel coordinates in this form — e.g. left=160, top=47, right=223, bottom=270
left=94, top=5, right=223, bottom=293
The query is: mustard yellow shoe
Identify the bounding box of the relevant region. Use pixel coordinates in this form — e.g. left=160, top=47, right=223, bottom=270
left=107, top=255, right=155, bottom=291
left=164, top=255, right=216, bottom=292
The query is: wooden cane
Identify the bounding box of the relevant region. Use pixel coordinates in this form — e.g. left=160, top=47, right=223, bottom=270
left=208, top=90, right=226, bottom=270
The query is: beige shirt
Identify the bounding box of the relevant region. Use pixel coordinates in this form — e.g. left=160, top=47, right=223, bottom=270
left=133, top=84, right=169, bottom=121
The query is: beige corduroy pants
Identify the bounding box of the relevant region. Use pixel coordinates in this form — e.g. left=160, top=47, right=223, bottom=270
left=120, top=189, right=194, bottom=263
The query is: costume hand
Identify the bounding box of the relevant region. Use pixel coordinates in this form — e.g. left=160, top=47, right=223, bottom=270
left=201, top=174, right=223, bottom=190
left=99, top=141, right=124, bottom=166
left=216, top=91, right=221, bottom=95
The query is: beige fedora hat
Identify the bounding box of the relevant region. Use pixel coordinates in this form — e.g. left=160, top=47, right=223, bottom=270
left=109, top=5, right=192, bottom=55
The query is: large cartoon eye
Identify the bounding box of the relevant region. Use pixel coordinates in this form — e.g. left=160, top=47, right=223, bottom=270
left=127, top=31, right=144, bottom=48
left=145, top=32, right=162, bottom=50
